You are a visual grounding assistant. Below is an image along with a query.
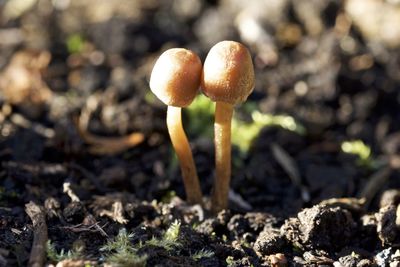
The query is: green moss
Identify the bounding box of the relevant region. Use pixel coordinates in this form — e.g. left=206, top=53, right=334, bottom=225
left=191, top=249, right=214, bottom=261
left=226, top=256, right=235, bottom=266
left=145, top=220, right=182, bottom=251
left=186, top=95, right=305, bottom=153
left=100, top=229, right=147, bottom=267
left=186, top=94, right=215, bottom=138
left=46, top=240, right=82, bottom=262
left=164, top=220, right=180, bottom=242
left=232, top=111, right=305, bottom=152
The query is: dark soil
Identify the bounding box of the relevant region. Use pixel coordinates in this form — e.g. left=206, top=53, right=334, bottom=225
left=1, top=0, right=400, bottom=266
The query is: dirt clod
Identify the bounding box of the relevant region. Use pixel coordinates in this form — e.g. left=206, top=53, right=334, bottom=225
left=281, top=204, right=356, bottom=250
left=63, top=202, right=87, bottom=224
left=254, top=228, right=286, bottom=255
left=375, top=205, right=399, bottom=247
left=380, top=190, right=400, bottom=208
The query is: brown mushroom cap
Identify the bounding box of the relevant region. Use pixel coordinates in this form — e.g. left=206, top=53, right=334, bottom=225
left=201, top=41, right=255, bottom=105
left=150, top=48, right=202, bottom=107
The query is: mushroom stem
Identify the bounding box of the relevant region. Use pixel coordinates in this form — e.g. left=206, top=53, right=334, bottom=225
left=212, top=101, right=234, bottom=213
left=167, top=105, right=203, bottom=204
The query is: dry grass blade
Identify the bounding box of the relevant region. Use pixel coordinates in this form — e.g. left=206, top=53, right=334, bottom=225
left=271, top=143, right=310, bottom=202
left=357, top=167, right=392, bottom=206
left=228, top=189, right=252, bottom=211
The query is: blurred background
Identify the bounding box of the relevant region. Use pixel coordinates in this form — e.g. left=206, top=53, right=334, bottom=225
left=1, top=0, right=400, bottom=214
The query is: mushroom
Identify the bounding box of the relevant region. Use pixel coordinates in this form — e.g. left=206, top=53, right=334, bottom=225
left=201, top=41, right=255, bottom=213
left=150, top=48, right=203, bottom=204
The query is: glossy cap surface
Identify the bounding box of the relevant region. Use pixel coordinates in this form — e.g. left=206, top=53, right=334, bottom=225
left=150, top=48, right=202, bottom=107
left=201, top=41, right=255, bottom=105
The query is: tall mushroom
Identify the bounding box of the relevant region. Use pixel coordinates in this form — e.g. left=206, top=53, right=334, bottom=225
left=201, top=41, right=255, bottom=213
left=150, top=48, right=203, bottom=205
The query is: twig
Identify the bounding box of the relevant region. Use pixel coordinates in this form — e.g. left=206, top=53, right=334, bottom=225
left=61, top=221, right=108, bottom=237
left=25, top=201, right=48, bottom=267
left=77, top=99, right=144, bottom=155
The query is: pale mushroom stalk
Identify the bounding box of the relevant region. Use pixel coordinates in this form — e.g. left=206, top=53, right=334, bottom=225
left=150, top=48, right=204, bottom=205
left=201, top=40, right=255, bottom=213
left=212, top=101, right=233, bottom=212
left=167, top=106, right=203, bottom=204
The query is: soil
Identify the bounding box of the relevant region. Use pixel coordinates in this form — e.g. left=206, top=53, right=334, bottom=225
left=1, top=0, right=400, bottom=266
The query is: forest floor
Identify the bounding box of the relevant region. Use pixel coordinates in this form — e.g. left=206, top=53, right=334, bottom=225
left=1, top=0, right=400, bottom=266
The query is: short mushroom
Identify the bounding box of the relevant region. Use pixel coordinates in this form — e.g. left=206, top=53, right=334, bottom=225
left=150, top=48, right=203, bottom=205
left=201, top=41, right=255, bottom=213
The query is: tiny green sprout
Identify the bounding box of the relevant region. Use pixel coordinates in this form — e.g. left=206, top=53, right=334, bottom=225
left=341, top=140, right=372, bottom=166
left=66, top=34, right=85, bottom=54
